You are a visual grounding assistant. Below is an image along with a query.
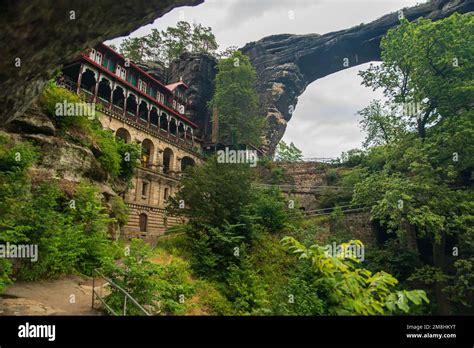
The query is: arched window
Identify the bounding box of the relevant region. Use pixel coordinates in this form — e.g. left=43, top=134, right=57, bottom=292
left=139, top=213, right=148, bottom=232
left=159, top=113, right=168, bottom=132
left=181, top=156, right=195, bottom=172
left=150, top=107, right=159, bottom=127
left=163, top=148, right=174, bottom=174
left=115, top=128, right=131, bottom=143
left=112, top=86, right=125, bottom=109
left=80, top=69, right=96, bottom=94
left=169, top=118, right=177, bottom=136
left=141, top=139, right=154, bottom=167
left=138, top=100, right=149, bottom=122
left=97, top=78, right=111, bottom=102
left=178, top=123, right=186, bottom=140
left=126, top=94, right=137, bottom=116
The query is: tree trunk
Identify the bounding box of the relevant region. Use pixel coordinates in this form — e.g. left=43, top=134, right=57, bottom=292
left=401, top=219, right=419, bottom=256
left=432, top=234, right=452, bottom=315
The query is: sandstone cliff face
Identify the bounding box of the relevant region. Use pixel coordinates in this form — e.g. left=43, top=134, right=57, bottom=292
left=0, top=0, right=203, bottom=126
left=5, top=103, right=115, bottom=198
left=168, top=52, right=217, bottom=139
left=240, top=0, right=473, bottom=154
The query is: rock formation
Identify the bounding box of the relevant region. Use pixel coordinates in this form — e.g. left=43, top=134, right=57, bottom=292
left=168, top=52, right=218, bottom=139
left=1, top=0, right=472, bottom=156
left=240, top=0, right=474, bottom=154
left=0, top=0, right=203, bottom=125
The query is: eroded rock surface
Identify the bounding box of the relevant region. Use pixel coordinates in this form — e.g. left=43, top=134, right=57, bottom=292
left=240, top=0, right=473, bottom=153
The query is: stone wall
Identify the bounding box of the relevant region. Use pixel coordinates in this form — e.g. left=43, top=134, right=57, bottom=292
left=273, top=161, right=376, bottom=246
left=329, top=211, right=376, bottom=247
left=273, top=161, right=332, bottom=211
left=98, top=111, right=203, bottom=242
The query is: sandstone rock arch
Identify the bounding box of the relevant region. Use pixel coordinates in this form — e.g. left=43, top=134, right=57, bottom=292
left=167, top=0, right=473, bottom=155
left=239, top=0, right=473, bottom=154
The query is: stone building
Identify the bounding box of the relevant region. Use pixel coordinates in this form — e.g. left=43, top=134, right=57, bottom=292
left=61, top=43, right=204, bottom=242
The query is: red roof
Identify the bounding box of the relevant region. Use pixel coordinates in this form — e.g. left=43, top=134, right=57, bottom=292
left=79, top=53, right=198, bottom=128
left=98, top=43, right=172, bottom=93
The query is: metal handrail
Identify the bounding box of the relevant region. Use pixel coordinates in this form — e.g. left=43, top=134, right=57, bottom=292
left=92, top=268, right=151, bottom=316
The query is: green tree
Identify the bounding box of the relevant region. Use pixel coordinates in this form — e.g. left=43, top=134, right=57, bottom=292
left=353, top=13, right=474, bottom=314
left=119, top=37, right=148, bottom=63
left=167, top=157, right=289, bottom=278
left=208, top=50, right=263, bottom=146
left=357, top=100, right=407, bottom=148
left=121, top=22, right=219, bottom=66
left=359, top=14, right=473, bottom=139
left=274, top=140, right=303, bottom=161
left=216, top=46, right=238, bottom=59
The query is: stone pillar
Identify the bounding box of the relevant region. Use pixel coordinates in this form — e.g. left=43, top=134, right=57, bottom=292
left=123, top=91, right=128, bottom=118
left=76, top=63, right=84, bottom=95
left=109, top=82, right=114, bottom=109
left=156, top=149, right=164, bottom=173
left=93, top=73, right=100, bottom=102
left=176, top=156, right=182, bottom=176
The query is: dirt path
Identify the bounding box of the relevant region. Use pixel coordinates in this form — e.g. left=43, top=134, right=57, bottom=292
left=0, top=275, right=103, bottom=315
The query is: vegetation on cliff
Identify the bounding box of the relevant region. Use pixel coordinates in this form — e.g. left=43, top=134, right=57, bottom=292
left=208, top=50, right=264, bottom=146
left=118, top=21, right=218, bottom=66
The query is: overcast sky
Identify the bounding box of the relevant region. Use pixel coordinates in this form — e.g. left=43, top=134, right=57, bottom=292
left=108, top=0, right=423, bottom=158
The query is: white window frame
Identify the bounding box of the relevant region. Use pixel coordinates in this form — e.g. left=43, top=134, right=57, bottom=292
left=89, top=48, right=96, bottom=61
left=138, top=79, right=147, bottom=93
left=115, top=65, right=126, bottom=80
left=95, top=51, right=103, bottom=65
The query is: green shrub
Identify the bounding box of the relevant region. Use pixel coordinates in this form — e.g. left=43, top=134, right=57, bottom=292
left=39, top=80, right=92, bottom=131
left=270, top=167, right=283, bottom=184
left=282, top=237, right=430, bottom=315
left=326, top=168, right=339, bottom=184
left=91, top=128, right=122, bottom=178
left=16, top=180, right=114, bottom=280
left=110, top=196, right=128, bottom=227
left=0, top=137, right=39, bottom=288
left=221, top=255, right=270, bottom=315
left=247, top=187, right=289, bottom=233
left=271, top=270, right=326, bottom=315
left=117, top=139, right=141, bottom=182
left=104, top=239, right=195, bottom=315
left=0, top=137, right=115, bottom=283
left=364, top=239, right=421, bottom=281
left=193, top=280, right=236, bottom=315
